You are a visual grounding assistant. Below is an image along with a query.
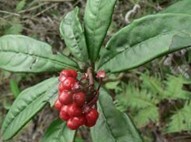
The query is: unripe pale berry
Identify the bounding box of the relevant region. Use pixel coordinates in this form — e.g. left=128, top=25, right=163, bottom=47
left=73, top=92, right=86, bottom=107
left=59, top=91, right=73, bottom=105
left=96, top=70, right=106, bottom=78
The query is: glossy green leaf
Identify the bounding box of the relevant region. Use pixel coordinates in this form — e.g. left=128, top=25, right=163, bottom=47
left=0, top=35, right=78, bottom=73
left=98, top=13, right=191, bottom=72
left=60, top=7, right=88, bottom=62
left=91, top=88, right=143, bottom=142
left=161, top=0, right=191, bottom=15
left=1, top=77, right=58, bottom=140
left=84, top=0, right=116, bottom=62
left=47, top=82, right=59, bottom=107
left=41, top=119, right=75, bottom=142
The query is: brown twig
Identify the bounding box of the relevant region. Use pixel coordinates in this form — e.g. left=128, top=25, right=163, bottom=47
left=87, top=67, right=94, bottom=92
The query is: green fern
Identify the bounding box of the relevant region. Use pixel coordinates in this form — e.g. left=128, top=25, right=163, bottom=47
left=115, top=73, right=191, bottom=130
left=134, top=106, right=159, bottom=128
left=115, top=84, right=158, bottom=110
left=115, top=83, right=159, bottom=127
left=163, top=75, right=191, bottom=100
left=141, top=73, right=164, bottom=96
left=166, top=102, right=191, bottom=133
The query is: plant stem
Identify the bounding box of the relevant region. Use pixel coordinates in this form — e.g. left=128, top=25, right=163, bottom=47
left=87, top=67, right=94, bottom=91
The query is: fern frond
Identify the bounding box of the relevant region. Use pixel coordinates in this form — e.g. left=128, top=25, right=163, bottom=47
left=115, top=84, right=158, bottom=111
left=164, top=75, right=191, bottom=100
left=165, top=102, right=191, bottom=133
left=134, top=106, right=159, bottom=128
left=141, top=73, right=164, bottom=96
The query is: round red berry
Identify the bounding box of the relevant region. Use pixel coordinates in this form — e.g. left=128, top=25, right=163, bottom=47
left=77, top=115, right=86, bottom=126
left=59, top=75, right=66, bottom=82
left=60, top=69, right=77, bottom=79
left=85, top=119, right=97, bottom=127
left=54, top=99, right=62, bottom=110
left=68, top=70, right=77, bottom=78
left=85, top=108, right=99, bottom=127
left=68, top=103, right=82, bottom=117
left=59, top=91, right=73, bottom=105
left=67, top=117, right=80, bottom=130
left=86, top=108, right=99, bottom=120
left=73, top=92, right=86, bottom=107
left=58, top=83, right=64, bottom=93
left=59, top=105, right=70, bottom=121
left=61, top=77, right=76, bottom=90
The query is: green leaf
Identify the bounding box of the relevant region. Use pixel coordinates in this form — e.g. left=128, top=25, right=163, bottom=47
left=60, top=7, right=88, bottom=62
left=46, top=82, right=59, bottom=107
left=1, top=77, right=58, bottom=140
left=161, top=0, right=191, bottom=15
left=9, top=79, right=20, bottom=98
left=16, top=0, right=26, bottom=11
left=5, top=24, right=23, bottom=35
left=91, top=88, right=143, bottom=142
left=98, top=14, right=191, bottom=72
left=84, top=0, right=116, bottom=62
left=0, top=35, right=78, bottom=73
left=166, top=103, right=191, bottom=133
left=41, top=119, right=75, bottom=142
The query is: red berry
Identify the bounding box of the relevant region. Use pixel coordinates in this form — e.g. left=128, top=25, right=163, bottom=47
left=85, top=108, right=99, bottom=127
left=85, top=119, right=97, bottom=127
left=61, top=77, right=76, bottom=90
left=72, top=116, right=85, bottom=126
left=59, top=91, right=73, bottom=105
left=68, top=70, right=77, bottom=78
left=59, top=75, right=66, bottom=82
left=60, top=69, right=77, bottom=79
left=59, top=105, right=70, bottom=121
left=67, top=117, right=80, bottom=130
left=54, top=99, right=62, bottom=110
left=58, top=83, right=64, bottom=93
left=77, top=115, right=86, bottom=126
left=73, top=92, right=86, bottom=107
left=68, top=103, right=82, bottom=117
left=86, top=108, right=99, bottom=120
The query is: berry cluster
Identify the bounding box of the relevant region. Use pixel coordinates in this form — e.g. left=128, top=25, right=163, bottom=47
left=54, top=69, right=99, bottom=130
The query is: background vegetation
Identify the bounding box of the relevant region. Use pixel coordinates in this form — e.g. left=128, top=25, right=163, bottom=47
left=1, top=0, right=191, bottom=142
